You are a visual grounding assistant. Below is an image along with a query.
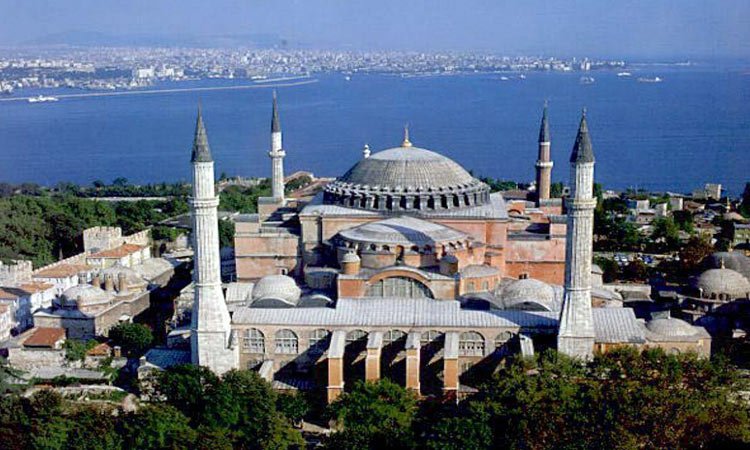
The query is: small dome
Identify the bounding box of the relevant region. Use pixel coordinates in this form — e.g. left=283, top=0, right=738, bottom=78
left=694, top=267, right=750, bottom=299
left=62, top=284, right=112, bottom=308
left=646, top=317, right=699, bottom=337
left=704, top=251, right=750, bottom=282
left=252, top=275, right=301, bottom=306
left=499, top=278, right=560, bottom=312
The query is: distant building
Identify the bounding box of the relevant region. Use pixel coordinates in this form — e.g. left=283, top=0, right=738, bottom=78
left=692, top=183, right=722, bottom=201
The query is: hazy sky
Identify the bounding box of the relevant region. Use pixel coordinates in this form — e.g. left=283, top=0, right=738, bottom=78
left=1, top=0, right=749, bottom=59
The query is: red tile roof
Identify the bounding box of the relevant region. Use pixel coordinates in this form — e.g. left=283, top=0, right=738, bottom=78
left=23, top=327, right=66, bottom=348
left=89, top=243, right=145, bottom=259
left=0, top=287, right=23, bottom=300
left=34, top=264, right=92, bottom=279
left=18, top=281, right=54, bottom=294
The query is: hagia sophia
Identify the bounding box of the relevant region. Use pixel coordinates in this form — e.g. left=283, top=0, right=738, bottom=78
left=186, top=95, right=711, bottom=401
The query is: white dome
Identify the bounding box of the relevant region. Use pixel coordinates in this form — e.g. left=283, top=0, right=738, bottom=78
left=499, top=278, right=561, bottom=311
left=646, top=317, right=699, bottom=337
left=695, top=267, right=750, bottom=299
left=100, top=266, right=147, bottom=290
left=252, top=275, right=301, bottom=306
left=62, top=284, right=112, bottom=308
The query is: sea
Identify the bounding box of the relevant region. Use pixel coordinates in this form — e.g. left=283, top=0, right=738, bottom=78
left=0, top=69, right=748, bottom=195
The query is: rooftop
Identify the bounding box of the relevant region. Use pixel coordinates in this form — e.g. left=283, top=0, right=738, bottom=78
left=33, top=263, right=92, bottom=279
left=89, top=243, right=145, bottom=259
left=23, top=327, right=66, bottom=348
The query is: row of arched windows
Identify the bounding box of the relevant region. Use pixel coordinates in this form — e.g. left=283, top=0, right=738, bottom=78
left=242, top=328, right=514, bottom=357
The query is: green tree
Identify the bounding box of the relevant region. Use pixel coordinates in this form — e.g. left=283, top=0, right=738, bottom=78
left=65, top=406, right=122, bottom=450
left=122, top=404, right=197, bottom=450
left=550, top=181, right=564, bottom=198
left=325, top=379, right=418, bottom=450
left=679, top=235, right=714, bottom=274
left=108, top=323, right=154, bottom=357
left=650, top=217, right=681, bottom=252
left=740, top=182, right=750, bottom=218
left=218, top=219, right=235, bottom=249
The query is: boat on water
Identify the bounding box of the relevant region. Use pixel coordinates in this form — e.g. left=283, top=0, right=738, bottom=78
left=500, top=76, right=510, bottom=81
left=518, top=74, right=526, bottom=80
left=28, top=95, right=59, bottom=103
left=344, top=75, right=351, bottom=81
left=579, top=76, right=595, bottom=85
left=637, top=76, right=663, bottom=83
left=617, top=72, right=632, bottom=77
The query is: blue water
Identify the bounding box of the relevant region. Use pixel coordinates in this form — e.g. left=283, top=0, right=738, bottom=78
left=0, top=71, right=748, bottom=194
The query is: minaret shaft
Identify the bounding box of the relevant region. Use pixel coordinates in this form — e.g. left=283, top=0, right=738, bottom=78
left=558, top=113, right=596, bottom=359
left=189, top=111, right=236, bottom=374
left=269, top=93, right=285, bottom=201
left=535, top=105, right=553, bottom=204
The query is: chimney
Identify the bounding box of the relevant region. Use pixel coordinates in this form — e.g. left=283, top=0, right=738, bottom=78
left=92, top=273, right=101, bottom=288
left=104, top=274, right=114, bottom=292
left=117, top=272, right=128, bottom=293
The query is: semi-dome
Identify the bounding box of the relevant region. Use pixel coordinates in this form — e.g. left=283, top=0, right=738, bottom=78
left=694, top=267, right=750, bottom=299
left=497, top=278, right=561, bottom=311
left=338, top=216, right=468, bottom=248
left=251, top=274, right=301, bottom=307
left=323, top=143, right=490, bottom=213
left=646, top=317, right=699, bottom=337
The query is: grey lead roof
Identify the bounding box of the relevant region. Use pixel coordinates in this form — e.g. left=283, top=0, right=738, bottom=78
left=338, top=216, right=468, bottom=246
left=191, top=107, right=213, bottom=163
left=232, top=297, right=648, bottom=345
left=570, top=111, right=594, bottom=163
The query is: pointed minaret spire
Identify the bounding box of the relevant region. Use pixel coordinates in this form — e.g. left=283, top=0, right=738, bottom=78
left=191, top=104, right=213, bottom=162
left=570, top=108, right=594, bottom=163
left=269, top=91, right=286, bottom=202
left=538, top=100, right=550, bottom=143
left=535, top=101, right=553, bottom=205
left=363, top=143, right=371, bottom=159
left=271, top=90, right=281, bottom=133
left=402, top=124, right=412, bottom=147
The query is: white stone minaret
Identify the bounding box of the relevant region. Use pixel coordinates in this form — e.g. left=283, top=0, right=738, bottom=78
left=535, top=102, right=553, bottom=205
left=269, top=91, right=286, bottom=202
left=557, top=110, right=596, bottom=359
left=189, top=107, right=237, bottom=374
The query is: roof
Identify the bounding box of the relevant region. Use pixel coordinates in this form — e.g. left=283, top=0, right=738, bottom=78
left=17, top=281, right=54, bottom=294
left=592, top=308, right=646, bottom=344
left=338, top=216, right=468, bottom=246
left=141, top=348, right=191, bottom=371
left=0, top=287, right=22, bottom=300
left=89, top=243, right=144, bottom=259
left=233, top=297, right=559, bottom=330
left=570, top=112, right=594, bottom=163
left=33, top=263, right=92, bottom=279
left=86, top=342, right=112, bottom=356
left=461, top=265, right=500, bottom=278
left=225, top=282, right=254, bottom=303
left=191, top=107, right=213, bottom=163
left=694, top=267, right=750, bottom=298
left=331, top=145, right=482, bottom=194
left=23, top=327, right=66, bottom=348
left=252, top=275, right=301, bottom=306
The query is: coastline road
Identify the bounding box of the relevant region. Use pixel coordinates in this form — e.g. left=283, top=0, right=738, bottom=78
left=0, top=78, right=318, bottom=103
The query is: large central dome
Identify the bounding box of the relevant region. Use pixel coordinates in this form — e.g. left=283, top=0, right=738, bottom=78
left=323, top=143, right=490, bottom=213
left=339, top=146, right=476, bottom=188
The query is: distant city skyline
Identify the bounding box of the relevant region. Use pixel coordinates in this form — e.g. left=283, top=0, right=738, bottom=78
left=1, top=0, right=749, bottom=60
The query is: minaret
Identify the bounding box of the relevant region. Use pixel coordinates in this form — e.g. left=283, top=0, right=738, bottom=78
left=557, top=110, right=596, bottom=359
left=189, top=107, right=237, bottom=374
left=535, top=102, right=553, bottom=205
left=269, top=91, right=286, bottom=202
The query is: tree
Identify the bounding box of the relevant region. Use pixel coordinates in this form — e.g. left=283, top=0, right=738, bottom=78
left=65, top=406, right=122, bottom=450
left=0, top=357, right=23, bottom=394
left=740, top=182, right=750, bottom=218
left=277, top=392, right=309, bottom=426
left=679, top=235, right=714, bottom=273
left=325, top=379, right=418, bottom=450
left=623, top=259, right=649, bottom=281
left=550, top=182, right=564, bottom=198
left=218, top=219, right=235, bottom=249
left=122, top=404, right=197, bottom=450
left=108, top=323, right=153, bottom=357
left=650, top=217, right=681, bottom=252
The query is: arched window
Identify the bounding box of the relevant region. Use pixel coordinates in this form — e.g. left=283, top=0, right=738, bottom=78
left=459, top=331, right=485, bottom=357
left=346, top=329, right=368, bottom=345
left=364, top=276, right=434, bottom=298
left=384, top=330, right=406, bottom=345
left=420, top=330, right=444, bottom=346
left=309, top=329, right=330, bottom=354
left=494, top=331, right=513, bottom=355
left=243, top=329, right=265, bottom=354
left=482, top=281, right=489, bottom=291
left=275, top=329, right=299, bottom=354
